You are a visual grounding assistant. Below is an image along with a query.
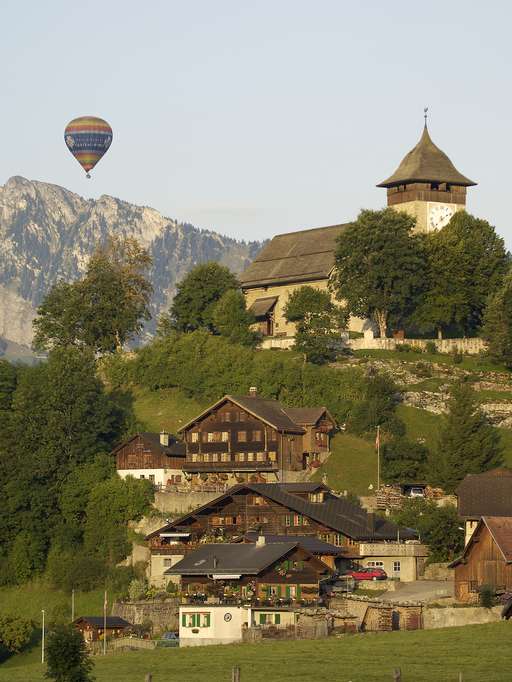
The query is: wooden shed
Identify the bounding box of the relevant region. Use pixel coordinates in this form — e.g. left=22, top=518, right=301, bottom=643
left=450, top=516, right=512, bottom=602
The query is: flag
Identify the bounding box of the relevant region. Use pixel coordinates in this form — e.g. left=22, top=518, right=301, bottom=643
left=375, top=426, right=380, bottom=452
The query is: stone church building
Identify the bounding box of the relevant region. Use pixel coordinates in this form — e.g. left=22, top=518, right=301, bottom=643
left=240, top=123, right=476, bottom=347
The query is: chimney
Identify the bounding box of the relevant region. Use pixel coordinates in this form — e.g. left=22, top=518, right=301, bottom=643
left=160, top=431, right=169, bottom=447
left=249, top=386, right=258, bottom=397
left=256, top=535, right=266, bottom=547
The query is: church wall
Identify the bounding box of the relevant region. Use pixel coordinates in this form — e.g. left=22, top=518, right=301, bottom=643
left=244, top=279, right=366, bottom=340
left=392, top=200, right=465, bottom=233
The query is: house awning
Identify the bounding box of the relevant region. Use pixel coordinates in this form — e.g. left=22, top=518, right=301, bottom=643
left=212, top=574, right=242, bottom=580
left=248, top=297, right=278, bottom=319
left=160, top=532, right=191, bottom=538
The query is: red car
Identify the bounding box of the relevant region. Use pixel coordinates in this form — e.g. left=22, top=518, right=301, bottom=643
left=344, top=567, right=388, bottom=581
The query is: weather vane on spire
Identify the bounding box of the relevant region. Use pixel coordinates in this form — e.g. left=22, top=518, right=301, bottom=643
left=424, top=107, right=429, bottom=126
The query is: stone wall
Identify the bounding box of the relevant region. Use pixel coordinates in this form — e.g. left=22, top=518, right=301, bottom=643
left=422, top=563, right=453, bottom=581
left=348, top=337, right=486, bottom=355
left=423, top=605, right=502, bottom=629
left=153, top=490, right=223, bottom=515
left=111, top=599, right=180, bottom=634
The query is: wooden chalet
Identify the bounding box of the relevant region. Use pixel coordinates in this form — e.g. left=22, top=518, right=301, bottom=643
left=165, top=538, right=331, bottom=604
left=146, top=482, right=418, bottom=587
left=179, top=389, right=335, bottom=488
left=113, top=432, right=186, bottom=488
left=72, top=616, right=132, bottom=643
left=450, top=517, right=512, bottom=602
left=455, top=468, right=512, bottom=545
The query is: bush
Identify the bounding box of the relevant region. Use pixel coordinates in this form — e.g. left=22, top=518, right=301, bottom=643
left=396, top=343, right=412, bottom=353
left=128, top=578, right=147, bottom=601
left=0, top=615, right=33, bottom=653
left=45, top=625, right=94, bottom=682
left=479, top=584, right=494, bottom=608
left=452, top=351, right=463, bottom=364
left=411, top=345, right=424, bottom=354
left=425, top=341, right=437, bottom=354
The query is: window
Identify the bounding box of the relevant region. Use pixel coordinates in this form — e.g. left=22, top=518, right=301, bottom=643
left=149, top=474, right=155, bottom=483
left=256, top=452, right=265, bottom=462
left=191, top=433, right=199, bottom=443
left=140, top=474, right=145, bottom=479
left=236, top=453, right=246, bottom=462
left=238, top=411, right=246, bottom=421
left=203, top=453, right=210, bottom=463
left=221, top=453, right=230, bottom=462
left=309, top=492, right=324, bottom=503
left=212, top=453, right=219, bottom=462
left=333, top=534, right=344, bottom=546
left=221, top=432, right=229, bottom=442
left=258, top=612, right=281, bottom=625
left=238, top=431, right=247, bottom=442
left=367, top=561, right=384, bottom=568
left=393, top=561, right=401, bottom=572
left=247, top=452, right=254, bottom=462
left=202, top=433, right=209, bottom=443
left=285, top=515, right=292, bottom=527
left=268, top=451, right=277, bottom=462
left=191, top=453, right=198, bottom=463
left=207, top=432, right=215, bottom=443
left=252, top=430, right=262, bottom=441
left=127, top=453, right=138, bottom=467
left=181, top=612, right=211, bottom=628
left=220, top=413, right=231, bottom=422
left=163, top=559, right=172, bottom=567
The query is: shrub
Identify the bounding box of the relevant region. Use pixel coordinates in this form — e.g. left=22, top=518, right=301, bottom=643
left=45, top=624, right=94, bottom=682
left=479, top=584, right=494, bottom=608
left=452, top=352, right=463, bottom=364
left=0, top=615, right=33, bottom=653
left=396, top=343, right=412, bottom=353
left=128, top=578, right=147, bottom=601
left=425, top=341, right=437, bottom=354
left=414, top=361, right=432, bottom=378
left=411, top=345, right=424, bottom=354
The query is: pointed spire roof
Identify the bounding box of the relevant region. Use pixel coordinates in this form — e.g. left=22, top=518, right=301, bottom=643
left=377, top=125, right=476, bottom=188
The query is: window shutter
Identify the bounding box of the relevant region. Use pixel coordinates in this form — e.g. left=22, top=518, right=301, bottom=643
left=182, top=614, right=186, bottom=627
left=259, top=613, right=265, bottom=625
left=285, top=585, right=291, bottom=598
left=277, top=585, right=282, bottom=597
left=275, top=613, right=281, bottom=625
left=297, top=585, right=301, bottom=599
left=204, top=613, right=211, bottom=627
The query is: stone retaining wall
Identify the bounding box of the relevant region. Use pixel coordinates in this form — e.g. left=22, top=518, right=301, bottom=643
left=111, top=599, right=180, bottom=634
left=423, top=606, right=502, bottom=629
left=348, top=337, right=485, bottom=355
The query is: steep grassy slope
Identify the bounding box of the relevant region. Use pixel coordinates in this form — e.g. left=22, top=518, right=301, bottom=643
left=2, top=623, right=511, bottom=682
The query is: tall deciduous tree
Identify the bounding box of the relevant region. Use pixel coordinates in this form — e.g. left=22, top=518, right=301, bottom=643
left=413, top=212, right=508, bottom=337
left=169, top=262, right=239, bottom=333
left=481, top=271, right=512, bottom=368
left=428, top=382, right=503, bottom=492
left=212, top=289, right=260, bottom=347
left=332, top=209, right=426, bottom=337
left=33, top=236, right=153, bottom=354
left=284, top=286, right=348, bottom=364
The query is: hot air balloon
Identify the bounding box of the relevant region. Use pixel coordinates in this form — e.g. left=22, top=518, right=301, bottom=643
left=64, top=116, right=113, bottom=178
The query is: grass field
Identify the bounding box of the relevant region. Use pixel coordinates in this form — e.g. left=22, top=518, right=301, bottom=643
left=312, top=432, right=377, bottom=495
left=132, top=387, right=207, bottom=434
left=2, top=623, right=511, bottom=682
left=0, top=582, right=106, bottom=625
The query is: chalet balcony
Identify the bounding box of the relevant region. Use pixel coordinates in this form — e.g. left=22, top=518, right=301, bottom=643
left=183, top=461, right=278, bottom=473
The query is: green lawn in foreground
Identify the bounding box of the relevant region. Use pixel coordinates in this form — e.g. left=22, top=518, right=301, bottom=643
left=2, top=623, right=511, bottom=682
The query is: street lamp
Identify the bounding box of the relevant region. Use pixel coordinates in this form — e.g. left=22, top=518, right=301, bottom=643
left=41, top=609, right=45, bottom=664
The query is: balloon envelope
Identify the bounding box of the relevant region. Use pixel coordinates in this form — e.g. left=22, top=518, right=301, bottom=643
left=64, top=116, right=113, bottom=175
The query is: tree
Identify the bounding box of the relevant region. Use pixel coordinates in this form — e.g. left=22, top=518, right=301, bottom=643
left=382, top=437, right=429, bottom=483
left=393, top=499, right=463, bottom=563
left=284, top=286, right=348, bottom=364
left=45, top=624, right=94, bottom=682
left=348, top=373, right=404, bottom=437
left=83, top=476, right=154, bottom=568
left=212, top=289, right=260, bottom=346
left=428, top=382, right=503, bottom=492
left=33, top=236, right=153, bottom=353
left=169, top=262, right=239, bottom=333
left=481, top=271, right=512, bottom=367
left=413, top=212, right=508, bottom=337
left=0, top=615, right=33, bottom=653
left=332, top=208, right=426, bottom=337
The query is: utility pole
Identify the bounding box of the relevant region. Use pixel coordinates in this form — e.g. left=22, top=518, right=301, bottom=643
left=103, top=590, right=107, bottom=656
left=71, top=589, right=75, bottom=623
left=376, top=425, right=381, bottom=490
left=41, top=609, right=45, bottom=664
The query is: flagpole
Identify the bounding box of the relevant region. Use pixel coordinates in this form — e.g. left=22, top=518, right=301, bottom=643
left=103, top=590, right=107, bottom=656
left=377, top=425, right=380, bottom=490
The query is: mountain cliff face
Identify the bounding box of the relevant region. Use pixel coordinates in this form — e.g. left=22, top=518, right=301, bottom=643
left=0, top=176, right=261, bottom=348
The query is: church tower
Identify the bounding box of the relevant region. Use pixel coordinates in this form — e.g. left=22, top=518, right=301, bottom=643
left=377, top=118, right=476, bottom=233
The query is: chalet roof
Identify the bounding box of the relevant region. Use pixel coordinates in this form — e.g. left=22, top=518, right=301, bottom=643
left=179, top=395, right=306, bottom=435
left=450, top=516, right=512, bottom=568
left=164, top=542, right=300, bottom=576
left=112, top=432, right=186, bottom=458
left=147, top=482, right=417, bottom=542
left=243, top=532, right=354, bottom=556
left=239, top=224, right=347, bottom=288
left=455, top=468, right=512, bottom=519
left=283, top=407, right=332, bottom=426
left=377, top=125, right=476, bottom=188
left=248, top=296, right=278, bottom=318
left=73, top=616, right=132, bottom=628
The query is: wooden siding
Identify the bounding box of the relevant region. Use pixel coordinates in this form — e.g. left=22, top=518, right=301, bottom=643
left=116, top=435, right=185, bottom=471
left=454, top=523, right=512, bottom=601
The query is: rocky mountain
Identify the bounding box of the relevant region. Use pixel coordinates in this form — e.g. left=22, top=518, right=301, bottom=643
left=0, top=176, right=262, bottom=350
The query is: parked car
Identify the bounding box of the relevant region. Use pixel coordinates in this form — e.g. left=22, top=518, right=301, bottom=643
left=158, top=631, right=179, bottom=647
left=344, top=567, right=388, bottom=581
left=408, top=487, right=425, bottom=498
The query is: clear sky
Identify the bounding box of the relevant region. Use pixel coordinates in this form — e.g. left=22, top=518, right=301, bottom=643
left=2, top=0, right=511, bottom=246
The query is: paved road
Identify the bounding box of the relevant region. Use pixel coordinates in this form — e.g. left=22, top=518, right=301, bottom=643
left=381, top=580, right=454, bottom=603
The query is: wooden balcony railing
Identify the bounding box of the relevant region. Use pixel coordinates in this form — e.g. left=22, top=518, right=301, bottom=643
left=183, top=461, right=278, bottom=472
